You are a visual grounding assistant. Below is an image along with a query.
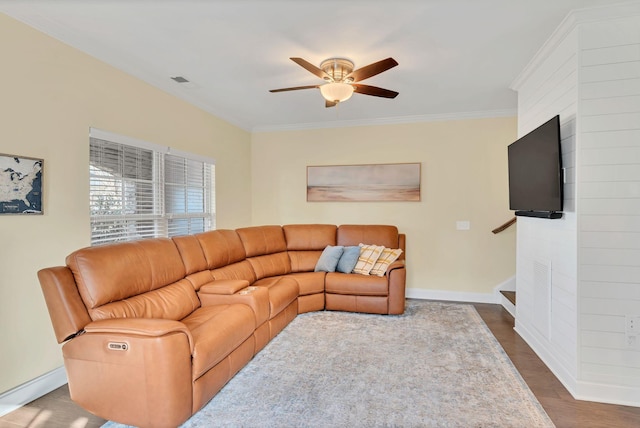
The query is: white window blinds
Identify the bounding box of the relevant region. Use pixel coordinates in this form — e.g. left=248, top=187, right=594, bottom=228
left=89, top=129, right=215, bottom=246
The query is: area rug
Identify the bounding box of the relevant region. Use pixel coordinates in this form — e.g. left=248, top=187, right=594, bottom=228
left=104, top=300, right=554, bottom=427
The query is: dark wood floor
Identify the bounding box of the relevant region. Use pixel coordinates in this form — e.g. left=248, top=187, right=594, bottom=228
left=474, top=303, right=640, bottom=428
left=1, top=303, right=639, bottom=428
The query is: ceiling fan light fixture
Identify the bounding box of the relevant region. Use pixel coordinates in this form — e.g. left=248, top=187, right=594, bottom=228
left=320, top=82, right=354, bottom=103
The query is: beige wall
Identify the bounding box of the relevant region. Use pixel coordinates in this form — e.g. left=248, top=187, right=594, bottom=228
left=252, top=117, right=517, bottom=295
left=0, top=14, right=252, bottom=393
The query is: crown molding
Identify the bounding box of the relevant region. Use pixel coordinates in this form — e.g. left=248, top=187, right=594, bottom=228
left=251, top=109, right=516, bottom=133
left=511, top=1, right=640, bottom=90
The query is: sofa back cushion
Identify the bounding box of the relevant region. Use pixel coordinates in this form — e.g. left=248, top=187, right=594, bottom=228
left=66, top=238, right=198, bottom=321
left=90, top=279, right=200, bottom=321
left=210, top=260, right=257, bottom=283
left=337, top=225, right=400, bottom=251
left=237, top=226, right=291, bottom=280
left=172, top=234, right=208, bottom=275
left=283, top=224, right=337, bottom=250
left=282, top=224, right=336, bottom=273
left=237, top=225, right=288, bottom=257
left=196, top=229, right=247, bottom=269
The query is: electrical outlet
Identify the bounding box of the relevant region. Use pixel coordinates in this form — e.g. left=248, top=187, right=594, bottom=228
left=627, top=316, right=640, bottom=335
left=625, top=316, right=640, bottom=348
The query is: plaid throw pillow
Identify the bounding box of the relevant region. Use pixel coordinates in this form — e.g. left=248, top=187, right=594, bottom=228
left=370, top=247, right=403, bottom=277
left=352, top=244, right=384, bottom=275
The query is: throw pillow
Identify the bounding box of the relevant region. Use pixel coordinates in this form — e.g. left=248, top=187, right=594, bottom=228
left=314, top=245, right=344, bottom=272
left=352, top=244, right=384, bottom=275
left=336, top=246, right=360, bottom=273
left=370, top=247, right=403, bottom=277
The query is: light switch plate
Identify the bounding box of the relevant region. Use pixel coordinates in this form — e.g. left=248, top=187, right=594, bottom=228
left=456, top=221, right=470, bottom=230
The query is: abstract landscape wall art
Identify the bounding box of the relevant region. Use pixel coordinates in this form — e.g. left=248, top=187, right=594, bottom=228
left=0, top=154, right=43, bottom=214
left=307, top=163, right=421, bottom=202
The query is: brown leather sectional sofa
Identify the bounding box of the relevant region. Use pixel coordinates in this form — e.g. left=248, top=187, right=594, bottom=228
left=38, top=224, right=406, bottom=427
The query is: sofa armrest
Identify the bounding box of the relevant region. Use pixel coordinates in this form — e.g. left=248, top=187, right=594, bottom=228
left=38, top=266, right=92, bottom=343
left=199, top=279, right=250, bottom=295
left=84, top=318, right=194, bottom=353
left=63, top=318, right=194, bottom=427
left=385, top=260, right=405, bottom=276
left=387, top=263, right=407, bottom=315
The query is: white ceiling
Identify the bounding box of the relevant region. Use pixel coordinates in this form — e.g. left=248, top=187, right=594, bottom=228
left=0, top=0, right=622, bottom=131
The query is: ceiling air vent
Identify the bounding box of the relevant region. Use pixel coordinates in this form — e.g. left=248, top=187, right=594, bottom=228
left=171, top=76, right=190, bottom=83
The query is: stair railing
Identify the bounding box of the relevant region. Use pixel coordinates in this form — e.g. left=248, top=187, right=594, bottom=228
left=492, top=217, right=516, bottom=234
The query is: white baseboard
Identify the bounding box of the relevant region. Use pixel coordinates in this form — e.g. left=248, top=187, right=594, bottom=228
left=493, top=276, right=515, bottom=293
left=406, top=287, right=500, bottom=304
left=0, top=367, right=67, bottom=417
left=516, top=321, right=640, bottom=407
left=514, top=321, right=578, bottom=397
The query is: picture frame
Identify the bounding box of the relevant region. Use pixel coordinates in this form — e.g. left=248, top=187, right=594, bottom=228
left=307, top=162, right=421, bottom=202
left=0, top=153, right=43, bottom=215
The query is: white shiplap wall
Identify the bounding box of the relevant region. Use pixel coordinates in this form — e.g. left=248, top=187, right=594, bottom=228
left=512, top=28, right=580, bottom=391
left=578, top=16, right=640, bottom=405
left=512, top=5, right=640, bottom=406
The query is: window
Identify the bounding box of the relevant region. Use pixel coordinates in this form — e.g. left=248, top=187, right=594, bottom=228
left=89, top=129, right=215, bottom=245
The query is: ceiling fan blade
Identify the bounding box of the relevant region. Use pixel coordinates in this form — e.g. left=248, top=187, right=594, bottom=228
left=346, top=57, right=398, bottom=82
left=290, top=57, right=330, bottom=80
left=269, top=85, right=319, bottom=93
left=352, top=84, right=399, bottom=98
left=325, top=100, right=337, bottom=108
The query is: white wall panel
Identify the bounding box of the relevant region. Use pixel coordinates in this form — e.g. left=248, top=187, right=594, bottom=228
left=582, top=164, right=640, bottom=182
left=581, top=45, right=640, bottom=66
left=581, top=248, right=640, bottom=266
left=578, top=15, right=640, bottom=399
left=513, top=26, right=579, bottom=384
left=581, top=231, right=640, bottom=249
left=581, top=62, right=640, bottom=83
left=582, top=281, right=640, bottom=299
left=581, top=364, right=640, bottom=387
left=581, top=128, right=640, bottom=148
left=514, top=9, right=640, bottom=405
left=581, top=78, right=640, bottom=99
left=581, top=112, right=640, bottom=133
left=580, top=198, right=640, bottom=215
left=582, top=96, right=640, bottom=117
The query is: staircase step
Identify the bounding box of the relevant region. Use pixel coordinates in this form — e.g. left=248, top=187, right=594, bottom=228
left=500, top=290, right=516, bottom=306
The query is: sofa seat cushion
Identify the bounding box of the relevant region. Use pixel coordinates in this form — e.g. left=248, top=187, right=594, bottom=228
left=181, top=304, right=256, bottom=381
left=286, top=272, right=326, bottom=296
left=325, top=272, right=389, bottom=296
left=252, top=276, right=299, bottom=319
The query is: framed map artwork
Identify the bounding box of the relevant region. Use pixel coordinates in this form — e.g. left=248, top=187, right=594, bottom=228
left=0, top=153, right=43, bottom=215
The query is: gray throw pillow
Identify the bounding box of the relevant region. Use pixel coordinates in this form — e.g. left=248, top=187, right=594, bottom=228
left=314, top=245, right=344, bottom=272
left=336, top=245, right=360, bottom=273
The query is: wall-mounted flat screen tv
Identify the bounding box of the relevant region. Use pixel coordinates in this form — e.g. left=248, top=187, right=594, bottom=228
left=508, top=115, right=563, bottom=219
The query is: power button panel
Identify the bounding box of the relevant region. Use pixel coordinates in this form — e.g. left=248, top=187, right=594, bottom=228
left=107, top=342, right=129, bottom=351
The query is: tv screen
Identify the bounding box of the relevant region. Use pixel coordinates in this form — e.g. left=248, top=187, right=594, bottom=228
left=508, top=115, right=563, bottom=218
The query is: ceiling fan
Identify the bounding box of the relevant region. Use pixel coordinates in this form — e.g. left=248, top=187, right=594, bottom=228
left=270, top=57, right=399, bottom=108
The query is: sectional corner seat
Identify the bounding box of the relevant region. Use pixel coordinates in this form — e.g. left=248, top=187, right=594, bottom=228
left=37, top=224, right=406, bottom=428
